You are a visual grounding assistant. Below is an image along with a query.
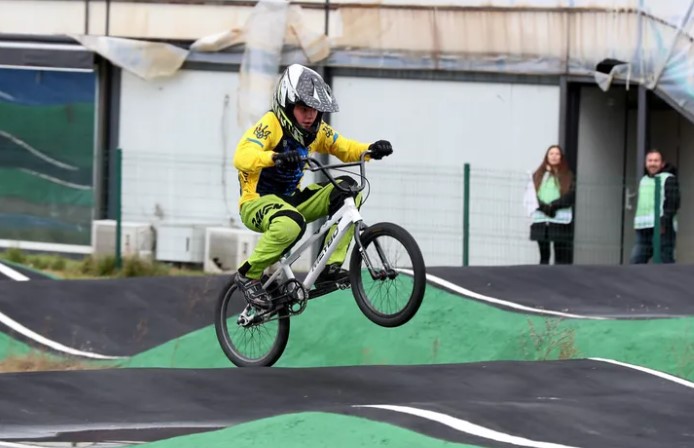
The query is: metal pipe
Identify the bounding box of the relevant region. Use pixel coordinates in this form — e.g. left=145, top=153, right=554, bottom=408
left=636, top=85, right=649, bottom=185
left=106, top=0, right=111, bottom=36
left=463, top=163, right=470, bottom=267
left=115, top=148, right=123, bottom=269
left=84, top=0, right=90, bottom=35
left=324, top=0, right=330, bottom=36
left=653, top=175, right=661, bottom=263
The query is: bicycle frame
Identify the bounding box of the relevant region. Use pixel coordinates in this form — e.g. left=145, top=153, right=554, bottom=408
left=262, top=196, right=364, bottom=292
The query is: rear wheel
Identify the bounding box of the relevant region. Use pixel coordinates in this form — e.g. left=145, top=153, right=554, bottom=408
left=214, top=279, right=290, bottom=367
left=349, top=222, right=426, bottom=327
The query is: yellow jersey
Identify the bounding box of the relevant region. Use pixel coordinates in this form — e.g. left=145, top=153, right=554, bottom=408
left=233, top=111, right=369, bottom=206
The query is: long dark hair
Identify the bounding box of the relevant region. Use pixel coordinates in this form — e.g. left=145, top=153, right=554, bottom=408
left=533, top=144, right=573, bottom=195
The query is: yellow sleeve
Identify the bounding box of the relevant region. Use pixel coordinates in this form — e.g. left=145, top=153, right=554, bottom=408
left=312, top=122, right=370, bottom=162
left=233, top=112, right=282, bottom=172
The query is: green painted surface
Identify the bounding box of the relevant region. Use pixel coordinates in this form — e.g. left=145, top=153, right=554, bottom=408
left=0, top=281, right=691, bottom=446
left=137, top=412, right=483, bottom=448
left=0, top=331, right=32, bottom=359
left=121, top=285, right=694, bottom=381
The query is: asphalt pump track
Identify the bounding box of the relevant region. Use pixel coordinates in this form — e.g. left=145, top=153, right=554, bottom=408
left=1, top=264, right=694, bottom=447
left=1, top=359, right=693, bottom=447
left=2, top=264, right=693, bottom=360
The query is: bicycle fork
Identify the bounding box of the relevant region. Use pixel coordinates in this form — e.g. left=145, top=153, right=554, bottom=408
left=354, top=222, right=398, bottom=281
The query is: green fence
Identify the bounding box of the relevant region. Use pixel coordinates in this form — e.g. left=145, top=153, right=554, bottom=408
left=113, top=149, right=123, bottom=269
left=107, top=152, right=691, bottom=267
left=465, top=167, right=688, bottom=266
left=3, top=142, right=689, bottom=268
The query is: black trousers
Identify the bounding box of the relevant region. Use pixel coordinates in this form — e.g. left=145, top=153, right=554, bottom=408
left=538, top=240, right=573, bottom=264
left=531, top=222, right=574, bottom=265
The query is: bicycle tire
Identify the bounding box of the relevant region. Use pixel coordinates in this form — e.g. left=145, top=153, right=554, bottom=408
left=214, top=279, right=290, bottom=367
left=349, top=222, right=426, bottom=327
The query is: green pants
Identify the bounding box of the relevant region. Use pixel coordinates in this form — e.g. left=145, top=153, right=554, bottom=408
left=238, top=176, right=363, bottom=279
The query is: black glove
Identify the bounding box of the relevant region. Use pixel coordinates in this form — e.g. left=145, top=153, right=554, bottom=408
left=538, top=202, right=556, bottom=217
left=273, top=151, right=302, bottom=169
left=548, top=201, right=561, bottom=218
left=368, top=140, right=393, bottom=160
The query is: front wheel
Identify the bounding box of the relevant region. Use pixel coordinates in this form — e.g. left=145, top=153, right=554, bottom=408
left=214, top=279, right=290, bottom=367
left=349, top=222, right=426, bottom=327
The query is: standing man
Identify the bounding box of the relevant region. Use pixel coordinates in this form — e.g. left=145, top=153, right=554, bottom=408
left=630, top=149, right=680, bottom=264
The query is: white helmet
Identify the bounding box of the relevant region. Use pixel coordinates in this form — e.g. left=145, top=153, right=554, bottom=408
left=272, top=64, right=339, bottom=146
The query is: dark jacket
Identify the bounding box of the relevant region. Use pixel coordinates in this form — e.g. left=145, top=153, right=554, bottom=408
left=644, top=163, right=680, bottom=231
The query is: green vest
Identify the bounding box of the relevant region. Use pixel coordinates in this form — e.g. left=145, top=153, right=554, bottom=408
left=634, top=172, right=673, bottom=229
left=532, top=172, right=572, bottom=224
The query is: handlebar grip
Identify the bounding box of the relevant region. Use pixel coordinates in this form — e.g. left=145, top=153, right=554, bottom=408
left=300, top=152, right=371, bottom=194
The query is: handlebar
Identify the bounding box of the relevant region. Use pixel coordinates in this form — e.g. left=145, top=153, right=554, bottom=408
left=301, top=150, right=372, bottom=195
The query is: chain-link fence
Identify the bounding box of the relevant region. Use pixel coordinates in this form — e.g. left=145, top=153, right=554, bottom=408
left=2, top=134, right=690, bottom=269
left=467, top=168, right=692, bottom=266
left=108, top=150, right=692, bottom=269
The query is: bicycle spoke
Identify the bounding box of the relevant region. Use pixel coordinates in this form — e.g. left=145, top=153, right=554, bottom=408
left=222, top=288, right=282, bottom=364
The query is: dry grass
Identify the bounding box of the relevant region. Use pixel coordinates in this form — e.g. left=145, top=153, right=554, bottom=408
left=0, top=247, right=206, bottom=279
left=0, top=351, right=112, bottom=373
left=522, top=318, right=580, bottom=361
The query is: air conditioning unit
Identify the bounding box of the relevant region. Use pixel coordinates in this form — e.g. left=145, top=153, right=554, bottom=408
left=203, top=227, right=320, bottom=274
left=203, top=227, right=260, bottom=273
left=155, top=223, right=209, bottom=264
left=92, top=220, right=154, bottom=259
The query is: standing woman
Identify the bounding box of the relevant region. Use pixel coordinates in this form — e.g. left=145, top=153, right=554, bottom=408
left=530, top=145, right=575, bottom=264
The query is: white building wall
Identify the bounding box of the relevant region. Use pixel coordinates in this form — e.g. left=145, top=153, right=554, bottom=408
left=330, top=76, right=561, bottom=266
left=118, top=68, right=318, bottom=267
left=119, top=70, right=559, bottom=267
left=119, top=69, right=246, bottom=228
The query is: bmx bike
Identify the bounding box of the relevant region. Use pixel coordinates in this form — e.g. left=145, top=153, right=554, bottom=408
left=214, top=150, right=427, bottom=367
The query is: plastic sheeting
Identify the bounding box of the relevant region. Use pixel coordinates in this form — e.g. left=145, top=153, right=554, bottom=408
left=647, top=2, right=694, bottom=117
left=67, top=0, right=694, bottom=120
left=235, top=1, right=330, bottom=128
left=71, top=35, right=189, bottom=79
left=234, top=0, right=288, bottom=129
left=328, top=0, right=694, bottom=118
left=71, top=0, right=330, bottom=127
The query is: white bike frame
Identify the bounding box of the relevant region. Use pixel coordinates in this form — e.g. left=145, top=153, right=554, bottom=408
left=262, top=196, right=364, bottom=291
